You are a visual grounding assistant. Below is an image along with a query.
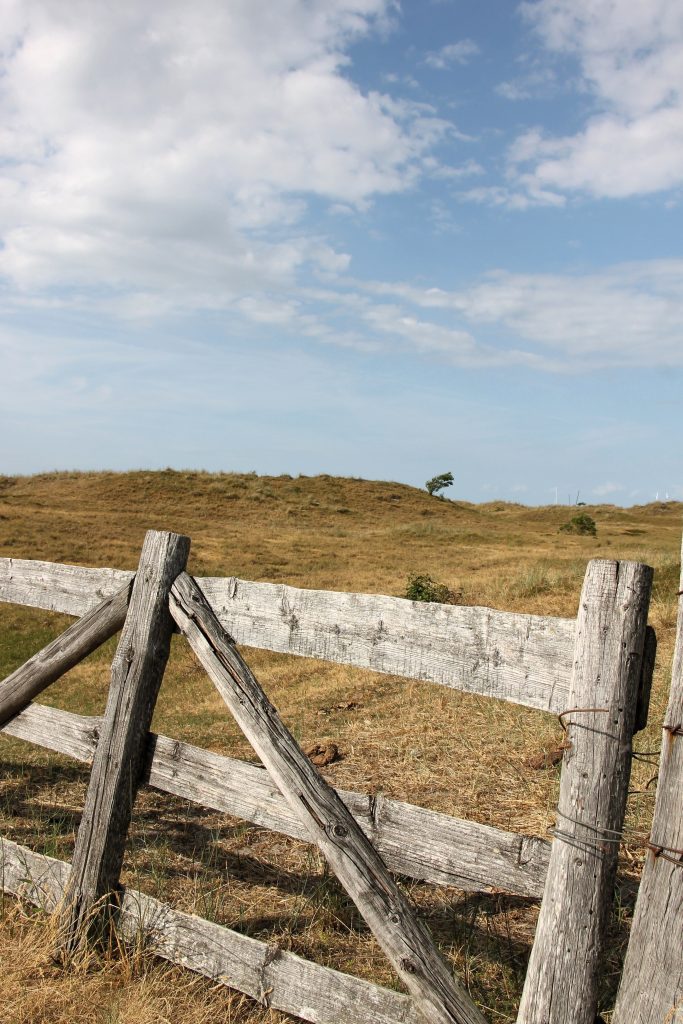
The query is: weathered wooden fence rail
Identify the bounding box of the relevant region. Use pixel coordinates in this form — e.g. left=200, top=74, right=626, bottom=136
left=2, top=701, right=550, bottom=897
left=0, top=532, right=668, bottom=1024
left=0, top=555, right=578, bottom=712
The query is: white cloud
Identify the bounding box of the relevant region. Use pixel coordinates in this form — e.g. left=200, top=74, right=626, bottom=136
left=360, top=302, right=481, bottom=361
left=0, top=0, right=448, bottom=306
left=510, top=0, right=683, bottom=200
left=495, top=67, right=558, bottom=101
left=428, top=199, right=461, bottom=234
left=496, top=80, right=534, bottom=102
left=424, top=40, right=480, bottom=69
left=425, top=158, right=484, bottom=179
left=2, top=1, right=680, bottom=382
left=459, top=183, right=565, bottom=209
left=362, top=260, right=683, bottom=369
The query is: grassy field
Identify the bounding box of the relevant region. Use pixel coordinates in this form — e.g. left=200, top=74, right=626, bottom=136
left=0, top=470, right=680, bottom=1024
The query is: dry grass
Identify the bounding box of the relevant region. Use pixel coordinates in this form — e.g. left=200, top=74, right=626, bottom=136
left=0, top=899, right=283, bottom=1024
left=0, top=471, right=681, bottom=1023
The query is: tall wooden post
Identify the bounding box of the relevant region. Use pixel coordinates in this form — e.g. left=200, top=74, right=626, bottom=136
left=517, top=559, right=652, bottom=1024
left=59, top=530, right=189, bottom=956
left=613, top=545, right=683, bottom=1024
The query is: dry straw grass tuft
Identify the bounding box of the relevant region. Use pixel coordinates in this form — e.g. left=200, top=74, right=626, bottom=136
left=0, top=899, right=271, bottom=1024
left=0, top=471, right=681, bottom=1022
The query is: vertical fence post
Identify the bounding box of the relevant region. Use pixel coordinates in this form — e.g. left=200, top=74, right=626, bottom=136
left=517, top=559, right=652, bottom=1024
left=59, top=530, right=190, bottom=957
left=613, top=545, right=683, bottom=1024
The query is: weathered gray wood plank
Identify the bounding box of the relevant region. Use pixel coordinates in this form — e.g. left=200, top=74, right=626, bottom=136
left=612, top=547, right=683, bottom=1024
left=2, top=703, right=101, bottom=762
left=517, top=559, right=653, bottom=1024
left=1, top=702, right=550, bottom=897
left=0, top=581, right=132, bottom=728
left=0, top=558, right=133, bottom=616
left=198, top=576, right=576, bottom=712
left=0, top=558, right=577, bottom=712
left=0, top=837, right=421, bottom=1024
left=171, top=572, right=487, bottom=1024
left=59, top=531, right=190, bottom=955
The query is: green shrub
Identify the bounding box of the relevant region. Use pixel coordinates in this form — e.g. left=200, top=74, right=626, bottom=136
left=405, top=573, right=461, bottom=604
left=560, top=512, right=597, bottom=536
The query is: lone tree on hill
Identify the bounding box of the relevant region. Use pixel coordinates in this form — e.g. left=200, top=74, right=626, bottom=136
left=425, top=471, right=454, bottom=497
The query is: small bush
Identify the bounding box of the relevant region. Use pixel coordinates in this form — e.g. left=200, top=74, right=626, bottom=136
left=560, top=512, right=597, bottom=536
left=425, top=472, right=453, bottom=497
left=405, top=573, right=461, bottom=604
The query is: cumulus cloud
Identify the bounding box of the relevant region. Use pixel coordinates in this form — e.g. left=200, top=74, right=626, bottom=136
left=2, top=0, right=680, bottom=380
left=510, top=0, right=683, bottom=200
left=0, top=0, right=447, bottom=306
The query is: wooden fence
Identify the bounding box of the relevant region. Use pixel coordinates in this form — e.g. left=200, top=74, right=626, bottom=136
left=0, top=529, right=670, bottom=1024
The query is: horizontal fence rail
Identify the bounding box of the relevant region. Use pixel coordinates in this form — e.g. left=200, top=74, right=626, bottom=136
left=1, top=702, right=550, bottom=897
left=0, top=837, right=423, bottom=1024
left=0, top=557, right=577, bottom=713
left=0, top=558, right=133, bottom=616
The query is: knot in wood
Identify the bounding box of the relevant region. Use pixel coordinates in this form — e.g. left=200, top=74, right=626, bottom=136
left=401, top=958, right=417, bottom=974
left=331, top=823, right=348, bottom=839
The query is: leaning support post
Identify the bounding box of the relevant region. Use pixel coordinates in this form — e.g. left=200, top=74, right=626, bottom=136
left=517, top=559, right=652, bottom=1024
left=0, top=581, right=133, bottom=727
left=612, top=546, right=683, bottom=1024
left=58, top=530, right=190, bottom=957
left=170, top=572, right=487, bottom=1024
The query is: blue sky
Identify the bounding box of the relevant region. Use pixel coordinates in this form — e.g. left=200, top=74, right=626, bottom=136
left=1, top=0, right=681, bottom=505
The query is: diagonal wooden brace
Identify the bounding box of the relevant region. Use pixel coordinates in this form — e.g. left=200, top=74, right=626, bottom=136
left=170, top=571, right=487, bottom=1024
left=0, top=581, right=133, bottom=728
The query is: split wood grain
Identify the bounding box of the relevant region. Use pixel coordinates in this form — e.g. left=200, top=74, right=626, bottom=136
left=517, top=559, right=652, bottom=1024
left=0, top=837, right=422, bottom=1024
left=58, top=530, right=190, bottom=957
left=0, top=581, right=132, bottom=728
left=1, top=702, right=550, bottom=897
left=0, top=557, right=578, bottom=713
left=170, top=571, right=487, bottom=1024
left=612, top=545, right=683, bottom=1024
